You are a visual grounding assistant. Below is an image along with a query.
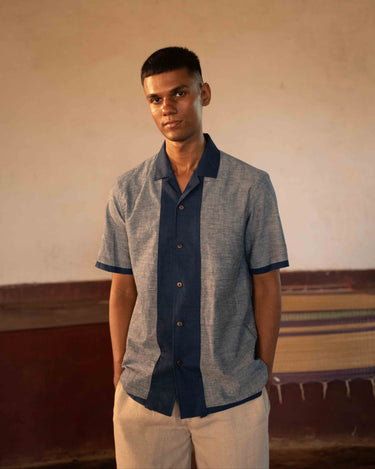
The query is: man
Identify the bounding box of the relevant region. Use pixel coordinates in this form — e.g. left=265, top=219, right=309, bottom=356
left=96, top=46, right=289, bottom=469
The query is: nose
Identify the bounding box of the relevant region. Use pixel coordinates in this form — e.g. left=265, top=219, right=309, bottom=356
left=162, top=97, right=176, bottom=115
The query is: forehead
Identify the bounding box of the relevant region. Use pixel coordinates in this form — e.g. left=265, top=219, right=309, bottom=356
left=143, top=68, right=198, bottom=96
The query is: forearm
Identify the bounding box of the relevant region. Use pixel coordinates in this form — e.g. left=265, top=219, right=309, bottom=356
left=109, top=273, right=137, bottom=385
left=253, top=269, right=282, bottom=379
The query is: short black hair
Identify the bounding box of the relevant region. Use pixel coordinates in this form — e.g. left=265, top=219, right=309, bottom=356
left=141, top=46, right=203, bottom=85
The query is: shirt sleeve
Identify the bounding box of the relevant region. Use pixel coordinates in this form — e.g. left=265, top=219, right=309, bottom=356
left=246, top=172, right=289, bottom=275
left=95, top=183, right=133, bottom=275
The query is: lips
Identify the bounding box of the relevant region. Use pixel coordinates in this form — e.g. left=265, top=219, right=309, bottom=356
left=163, top=120, right=182, bottom=128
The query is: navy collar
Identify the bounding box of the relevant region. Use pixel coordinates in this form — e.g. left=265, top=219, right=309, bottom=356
left=154, top=134, right=220, bottom=181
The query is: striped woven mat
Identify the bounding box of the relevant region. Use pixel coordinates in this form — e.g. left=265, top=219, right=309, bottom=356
left=273, top=290, right=375, bottom=388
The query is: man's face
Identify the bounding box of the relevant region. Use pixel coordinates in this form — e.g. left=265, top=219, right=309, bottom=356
left=143, top=68, right=211, bottom=144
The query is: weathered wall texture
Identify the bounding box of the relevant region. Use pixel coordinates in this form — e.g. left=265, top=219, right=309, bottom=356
left=1, top=0, right=374, bottom=285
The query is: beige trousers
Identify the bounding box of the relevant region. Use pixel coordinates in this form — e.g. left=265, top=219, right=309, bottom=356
left=113, top=384, right=270, bottom=469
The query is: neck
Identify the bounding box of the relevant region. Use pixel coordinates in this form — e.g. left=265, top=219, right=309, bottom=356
left=165, top=134, right=206, bottom=174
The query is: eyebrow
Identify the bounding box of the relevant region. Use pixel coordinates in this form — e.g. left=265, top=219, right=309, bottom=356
left=146, top=85, right=189, bottom=100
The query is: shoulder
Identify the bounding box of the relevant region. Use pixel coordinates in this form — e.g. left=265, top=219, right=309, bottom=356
left=110, top=154, right=157, bottom=200
left=218, top=151, right=270, bottom=187
left=116, top=154, right=157, bottom=190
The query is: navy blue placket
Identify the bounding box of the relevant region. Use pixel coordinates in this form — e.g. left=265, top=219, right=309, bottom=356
left=173, top=174, right=207, bottom=418
left=146, top=135, right=220, bottom=418
left=146, top=161, right=207, bottom=418
left=145, top=175, right=177, bottom=415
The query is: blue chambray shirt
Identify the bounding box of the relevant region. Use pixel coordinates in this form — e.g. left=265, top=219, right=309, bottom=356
left=96, top=134, right=289, bottom=419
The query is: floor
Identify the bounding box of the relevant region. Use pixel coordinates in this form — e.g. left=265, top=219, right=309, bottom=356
left=8, top=445, right=375, bottom=469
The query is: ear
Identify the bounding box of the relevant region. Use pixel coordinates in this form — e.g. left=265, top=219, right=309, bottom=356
left=201, top=82, right=211, bottom=106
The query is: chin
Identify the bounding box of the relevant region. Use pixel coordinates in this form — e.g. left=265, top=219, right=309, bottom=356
left=162, top=130, right=186, bottom=142
left=162, top=128, right=199, bottom=143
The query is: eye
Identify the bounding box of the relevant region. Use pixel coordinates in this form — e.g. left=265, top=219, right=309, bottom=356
left=176, top=90, right=185, bottom=97
left=150, top=97, right=161, bottom=104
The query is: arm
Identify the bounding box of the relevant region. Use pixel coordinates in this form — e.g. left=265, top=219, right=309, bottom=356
left=252, top=269, right=282, bottom=389
left=109, top=273, right=137, bottom=389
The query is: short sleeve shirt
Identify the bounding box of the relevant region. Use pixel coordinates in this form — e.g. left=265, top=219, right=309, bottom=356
left=96, top=134, right=289, bottom=418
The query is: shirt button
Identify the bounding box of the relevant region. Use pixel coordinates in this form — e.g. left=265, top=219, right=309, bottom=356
left=177, top=243, right=183, bottom=249
left=177, top=321, right=183, bottom=327
left=177, top=360, right=183, bottom=366
left=178, top=204, right=185, bottom=210
left=177, top=281, right=183, bottom=288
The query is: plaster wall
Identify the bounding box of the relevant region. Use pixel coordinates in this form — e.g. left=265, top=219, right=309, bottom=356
left=1, top=0, right=374, bottom=284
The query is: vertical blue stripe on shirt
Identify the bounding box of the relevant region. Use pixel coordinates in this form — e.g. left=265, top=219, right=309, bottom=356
left=146, top=157, right=207, bottom=418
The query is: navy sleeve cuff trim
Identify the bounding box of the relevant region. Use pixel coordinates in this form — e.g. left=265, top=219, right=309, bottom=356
left=251, top=260, right=289, bottom=275
left=95, top=261, right=133, bottom=275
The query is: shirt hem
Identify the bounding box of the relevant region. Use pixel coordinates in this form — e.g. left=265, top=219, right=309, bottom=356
left=126, top=390, right=263, bottom=418
left=206, top=391, right=262, bottom=414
